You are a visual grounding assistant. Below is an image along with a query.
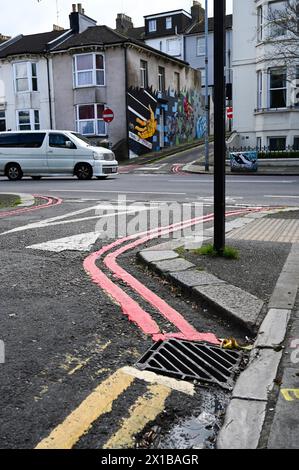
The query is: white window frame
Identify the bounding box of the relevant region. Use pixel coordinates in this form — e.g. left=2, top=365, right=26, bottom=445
left=166, top=17, right=172, bottom=30
left=148, top=20, right=157, bottom=32
left=268, top=67, right=287, bottom=109
left=268, top=0, right=287, bottom=39
left=158, top=67, right=166, bottom=93
left=140, top=60, right=148, bottom=89
left=196, top=37, right=205, bottom=56
left=13, top=62, right=38, bottom=93
left=257, top=5, right=264, bottom=42
left=0, top=110, right=6, bottom=132
left=268, top=136, right=287, bottom=151
left=167, top=38, right=181, bottom=56
left=73, top=53, right=105, bottom=88
left=76, top=103, right=107, bottom=136
left=16, top=109, right=40, bottom=130
left=257, top=70, right=263, bottom=109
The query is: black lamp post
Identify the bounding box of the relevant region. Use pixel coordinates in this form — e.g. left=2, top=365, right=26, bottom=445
left=213, top=0, right=226, bottom=254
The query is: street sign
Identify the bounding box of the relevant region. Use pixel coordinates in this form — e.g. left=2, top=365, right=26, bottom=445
left=103, top=108, right=114, bottom=123
left=227, top=107, right=233, bottom=120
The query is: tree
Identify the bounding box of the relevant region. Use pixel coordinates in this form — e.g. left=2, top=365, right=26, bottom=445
left=258, top=1, right=299, bottom=106
left=260, top=0, right=299, bottom=64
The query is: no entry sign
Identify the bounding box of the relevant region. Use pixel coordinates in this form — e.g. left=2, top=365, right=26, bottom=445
left=227, top=107, right=233, bottom=120
left=103, top=108, right=114, bottom=123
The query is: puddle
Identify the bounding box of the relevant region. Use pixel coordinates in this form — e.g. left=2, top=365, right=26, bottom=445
left=141, top=391, right=228, bottom=449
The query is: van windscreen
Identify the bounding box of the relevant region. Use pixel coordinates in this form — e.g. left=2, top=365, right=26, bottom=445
left=0, top=133, right=46, bottom=148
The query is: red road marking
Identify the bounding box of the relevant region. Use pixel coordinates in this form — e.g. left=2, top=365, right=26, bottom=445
left=172, top=164, right=190, bottom=176
left=0, top=195, right=62, bottom=218
left=84, top=207, right=266, bottom=343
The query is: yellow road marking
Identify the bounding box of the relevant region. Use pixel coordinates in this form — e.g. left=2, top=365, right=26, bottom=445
left=103, top=383, right=171, bottom=449
left=35, top=369, right=134, bottom=449
left=281, top=388, right=299, bottom=401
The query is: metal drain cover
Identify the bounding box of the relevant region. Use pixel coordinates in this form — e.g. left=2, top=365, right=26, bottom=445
left=135, top=338, right=243, bottom=390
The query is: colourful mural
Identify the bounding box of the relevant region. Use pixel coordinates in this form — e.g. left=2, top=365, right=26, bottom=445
left=127, top=86, right=205, bottom=158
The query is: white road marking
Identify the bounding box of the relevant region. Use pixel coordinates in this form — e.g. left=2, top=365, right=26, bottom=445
left=122, top=366, right=195, bottom=396
left=27, top=232, right=101, bottom=252
left=167, top=180, right=296, bottom=184
left=48, top=190, right=186, bottom=195
left=1, top=207, right=150, bottom=235
left=265, top=195, right=299, bottom=199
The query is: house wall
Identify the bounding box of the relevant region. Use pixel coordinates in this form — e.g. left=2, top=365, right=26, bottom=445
left=0, top=56, right=52, bottom=131
left=232, top=0, right=299, bottom=149
left=185, top=30, right=233, bottom=87
left=145, top=36, right=185, bottom=60
left=52, top=47, right=127, bottom=150
left=126, top=46, right=204, bottom=158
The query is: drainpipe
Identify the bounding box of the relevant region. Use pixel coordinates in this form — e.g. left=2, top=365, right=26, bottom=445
left=124, top=44, right=130, bottom=160
left=46, top=56, right=53, bottom=129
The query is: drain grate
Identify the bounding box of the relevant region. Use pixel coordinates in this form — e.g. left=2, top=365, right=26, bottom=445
left=135, top=338, right=243, bottom=390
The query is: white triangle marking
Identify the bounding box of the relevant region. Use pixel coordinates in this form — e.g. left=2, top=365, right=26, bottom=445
left=27, top=232, right=101, bottom=253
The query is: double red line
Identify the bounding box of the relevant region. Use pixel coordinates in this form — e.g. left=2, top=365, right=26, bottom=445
left=84, top=207, right=266, bottom=344
left=0, top=195, right=62, bottom=218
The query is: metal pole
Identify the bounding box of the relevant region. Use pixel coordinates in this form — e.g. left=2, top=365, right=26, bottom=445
left=205, top=0, right=209, bottom=172
left=213, top=0, right=226, bottom=254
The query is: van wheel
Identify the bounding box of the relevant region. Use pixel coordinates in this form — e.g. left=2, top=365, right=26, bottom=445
left=6, top=164, right=23, bottom=181
left=75, top=163, right=93, bottom=180
left=31, top=176, right=42, bottom=180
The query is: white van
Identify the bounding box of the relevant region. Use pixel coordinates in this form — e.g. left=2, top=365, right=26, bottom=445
left=0, top=131, right=118, bottom=181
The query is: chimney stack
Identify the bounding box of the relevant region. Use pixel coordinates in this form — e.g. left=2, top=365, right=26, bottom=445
left=191, top=1, right=205, bottom=22
left=115, top=13, right=134, bottom=33
left=69, top=4, right=97, bottom=33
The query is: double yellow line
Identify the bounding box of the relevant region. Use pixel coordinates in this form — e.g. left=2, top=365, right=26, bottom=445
left=36, top=368, right=171, bottom=450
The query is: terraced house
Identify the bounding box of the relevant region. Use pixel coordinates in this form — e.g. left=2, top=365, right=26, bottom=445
left=0, top=4, right=203, bottom=160
left=232, top=0, right=299, bottom=150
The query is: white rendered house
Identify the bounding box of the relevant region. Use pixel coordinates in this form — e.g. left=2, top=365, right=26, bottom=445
left=232, top=0, right=299, bottom=150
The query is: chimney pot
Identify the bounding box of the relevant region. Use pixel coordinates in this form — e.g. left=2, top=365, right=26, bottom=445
left=72, top=4, right=76, bottom=12
left=77, top=3, right=82, bottom=14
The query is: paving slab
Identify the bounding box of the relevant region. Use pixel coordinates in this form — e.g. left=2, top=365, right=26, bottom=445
left=233, top=349, right=283, bottom=401
left=153, top=258, right=195, bottom=273
left=170, top=270, right=226, bottom=288
left=143, top=240, right=185, bottom=252
left=255, top=309, right=291, bottom=348
left=139, top=251, right=178, bottom=264
left=267, top=368, right=299, bottom=449
left=193, top=284, right=264, bottom=330
left=217, top=399, right=267, bottom=449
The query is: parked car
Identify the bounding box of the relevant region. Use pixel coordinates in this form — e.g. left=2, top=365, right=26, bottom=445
left=0, top=131, right=118, bottom=181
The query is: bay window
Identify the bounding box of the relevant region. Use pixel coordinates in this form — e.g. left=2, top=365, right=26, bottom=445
left=0, top=111, right=6, bottom=132
left=14, top=62, right=38, bottom=93
left=269, top=68, right=287, bottom=108
left=76, top=104, right=106, bottom=136
left=73, top=53, right=105, bottom=88
left=257, top=70, right=263, bottom=109
left=17, top=110, right=40, bottom=130
left=268, top=1, right=287, bottom=38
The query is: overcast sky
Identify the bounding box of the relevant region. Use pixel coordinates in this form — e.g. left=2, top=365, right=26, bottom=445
left=0, top=0, right=233, bottom=37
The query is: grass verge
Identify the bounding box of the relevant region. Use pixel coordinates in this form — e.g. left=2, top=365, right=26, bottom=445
left=193, top=244, right=240, bottom=260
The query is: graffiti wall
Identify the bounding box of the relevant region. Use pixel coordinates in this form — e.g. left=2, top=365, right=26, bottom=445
left=127, top=86, right=205, bottom=159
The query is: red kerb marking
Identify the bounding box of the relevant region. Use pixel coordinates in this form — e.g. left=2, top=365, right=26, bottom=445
left=0, top=195, right=62, bottom=218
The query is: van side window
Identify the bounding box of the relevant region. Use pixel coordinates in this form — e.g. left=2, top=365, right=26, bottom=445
left=49, top=134, right=76, bottom=149
left=0, top=133, right=45, bottom=148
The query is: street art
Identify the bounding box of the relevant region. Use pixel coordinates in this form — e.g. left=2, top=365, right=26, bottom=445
left=127, top=86, right=204, bottom=158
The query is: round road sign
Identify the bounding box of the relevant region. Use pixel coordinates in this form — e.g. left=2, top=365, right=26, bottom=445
left=103, top=108, right=114, bottom=123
